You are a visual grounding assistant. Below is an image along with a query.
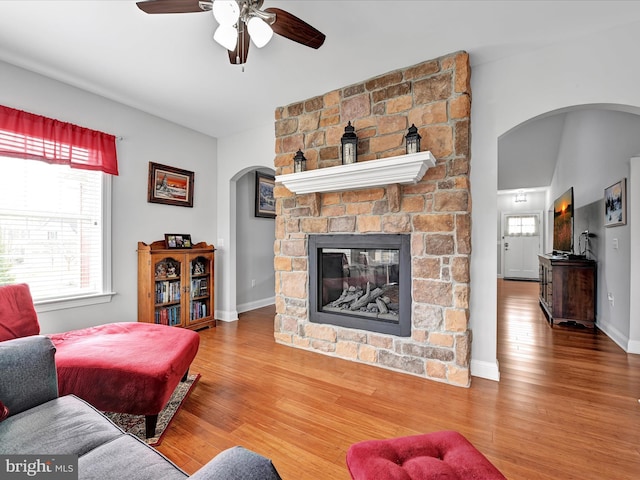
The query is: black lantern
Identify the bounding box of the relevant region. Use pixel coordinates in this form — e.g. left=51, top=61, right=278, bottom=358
left=341, top=121, right=358, bottom=164
left=293, top=149, right=307, bottom=173
left=405, top=124, right=421, bottom=154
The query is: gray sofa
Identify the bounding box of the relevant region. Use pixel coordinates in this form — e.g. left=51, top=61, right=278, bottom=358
left=0, top=335, right=283, bottom=480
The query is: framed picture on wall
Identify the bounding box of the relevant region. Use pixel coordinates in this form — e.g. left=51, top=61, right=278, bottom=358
left=255, top=171, right=276, bottom=218
left=604, top=178, right=626, bottom=227
left=148, top=162, right=194, bottom=207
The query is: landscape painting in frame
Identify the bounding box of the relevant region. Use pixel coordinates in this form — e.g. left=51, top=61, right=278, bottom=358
left=553, top=187, right=574, bottom=253
left=604, top=178, right=626, bottom=227
left=255, top=171, right=276, bottom=218
left=148, top=162, right=194, bottom=208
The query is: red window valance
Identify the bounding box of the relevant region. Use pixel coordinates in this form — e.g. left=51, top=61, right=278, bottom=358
left=0, top=105, right=118, bottom=175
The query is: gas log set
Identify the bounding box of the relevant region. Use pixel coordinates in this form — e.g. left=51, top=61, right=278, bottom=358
left=323, top=281, right=399, bottom=320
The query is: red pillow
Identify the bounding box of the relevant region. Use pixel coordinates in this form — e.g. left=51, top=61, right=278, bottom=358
left=0, top=283, right=40, bottom=342
left=0, top=400, right=8, bottom=422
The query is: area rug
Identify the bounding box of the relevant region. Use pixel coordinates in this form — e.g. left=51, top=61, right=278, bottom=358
left=104, top=373, right=200, bottom=447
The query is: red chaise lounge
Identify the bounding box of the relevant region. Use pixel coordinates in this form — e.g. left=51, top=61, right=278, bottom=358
left=0, top=283, right=199, bottom=437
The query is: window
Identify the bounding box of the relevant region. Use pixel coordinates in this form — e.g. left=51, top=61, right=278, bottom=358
left=506, top=215, right=539, bottom=236
left=0, top=106, right=117, bottom=309
left=0, top=156, right=112, bottom=307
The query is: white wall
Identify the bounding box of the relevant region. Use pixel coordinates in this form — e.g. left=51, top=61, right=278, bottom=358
left=235, top=169, right=276, bottom=312
left=551, top=110, right=640, bottom=206
left=472, top=20, right=640, bottom=378
left=216, top=123, right=275, bottom=321
left=0, top=60, right=218, bottom=334
left=629, top=157, right=640, bottom=352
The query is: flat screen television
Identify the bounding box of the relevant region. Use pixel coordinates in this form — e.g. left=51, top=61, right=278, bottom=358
left=553, top=187, right=574, bottom=254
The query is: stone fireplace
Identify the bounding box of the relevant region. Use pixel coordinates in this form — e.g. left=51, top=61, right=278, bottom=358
left=272, top=51, right=472, bottom=387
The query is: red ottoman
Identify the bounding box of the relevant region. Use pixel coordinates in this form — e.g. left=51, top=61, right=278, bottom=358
left=49, top=322, right=199, bottom=437
left=346, top=431, right=506, bottom=480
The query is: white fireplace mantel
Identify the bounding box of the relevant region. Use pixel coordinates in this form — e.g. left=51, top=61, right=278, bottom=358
left=275, top=151, right=436, bottom=195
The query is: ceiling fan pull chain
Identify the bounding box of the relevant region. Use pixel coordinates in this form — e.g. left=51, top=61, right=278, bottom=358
left=240, top=22, right=245, bottom=71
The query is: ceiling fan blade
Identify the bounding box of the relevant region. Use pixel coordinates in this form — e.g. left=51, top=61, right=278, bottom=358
left=136, top=0, right=208, bottom=14
left=228, top=21, right=251, bottom=65
left=264, top=7, right=325, bottom=49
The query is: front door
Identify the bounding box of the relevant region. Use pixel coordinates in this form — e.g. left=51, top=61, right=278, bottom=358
left=503, top=214, right=540, bottom=280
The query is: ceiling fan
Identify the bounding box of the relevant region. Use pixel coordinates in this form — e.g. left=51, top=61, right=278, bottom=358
left=136, top=0, right=326, bottom=65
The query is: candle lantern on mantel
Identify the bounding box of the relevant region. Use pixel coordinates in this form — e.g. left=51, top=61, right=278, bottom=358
left=405, top=124, right=421, bottom=154
left=341, top=121, right=358, bottom=164
left=293, top=149, right=307, bottom=173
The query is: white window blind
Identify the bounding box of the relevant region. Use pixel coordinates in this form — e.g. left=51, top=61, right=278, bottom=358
left=0, top=156, right=104, bottom=302
left=0, top=129, right=90, bottom=163
left=506, top=215, right=538, bottom=236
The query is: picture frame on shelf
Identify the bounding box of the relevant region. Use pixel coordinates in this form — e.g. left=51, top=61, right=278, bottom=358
left=255, top=171, right=276, bottom=219
left=148, top=162, right=194, bottom=207
left=604, top=178, right=626, bottom=227
left=165, top=234, right=192, bottom=249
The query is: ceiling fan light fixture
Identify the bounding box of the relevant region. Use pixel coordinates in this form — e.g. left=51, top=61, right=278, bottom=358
left=212, top=0, right=240, bottom=26
left=213, top=24, right=238, bottom=51
left=247, top=16, right=273, bottom=48
left=137, top=0, right=326, bottom=65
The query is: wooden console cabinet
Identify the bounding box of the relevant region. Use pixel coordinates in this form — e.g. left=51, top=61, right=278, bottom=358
left=138, top=240, right=216, bottom=330
left=538, top=254, right=596, bottom=328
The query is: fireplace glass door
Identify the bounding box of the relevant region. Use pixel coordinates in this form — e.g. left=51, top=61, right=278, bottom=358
left=309, top=234, right=410, bottom=336
left=321, top=247, right=400, bottom=320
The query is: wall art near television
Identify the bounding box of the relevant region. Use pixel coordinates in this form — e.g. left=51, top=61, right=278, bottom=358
left=604, top=178, right=626, bottom=227
left=553, top=187, right=574, bottom=253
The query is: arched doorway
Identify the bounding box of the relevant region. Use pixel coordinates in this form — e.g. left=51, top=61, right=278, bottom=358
left=218, top=165, right=276, bottom=321
left=497, top=105, right=640, bottom=354
left=234, top=168, right=276, bottom=313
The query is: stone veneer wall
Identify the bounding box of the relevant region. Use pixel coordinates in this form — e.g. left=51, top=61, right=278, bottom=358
left=272, top=51, right=472, bottom=387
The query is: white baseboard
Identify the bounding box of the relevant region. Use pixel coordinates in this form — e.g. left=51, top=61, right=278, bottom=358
left=215, top=309, right=238, bottom=322
left=627, top=339, right=640, bottom=354
left=596, top=321, right=629, bottom=352
left=470, top=359, right=500, bottom=381
left=237, top=296, right=275, bottom=314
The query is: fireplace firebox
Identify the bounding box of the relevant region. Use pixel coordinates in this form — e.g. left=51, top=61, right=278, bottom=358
left=309, top=234, right=411, bottom=336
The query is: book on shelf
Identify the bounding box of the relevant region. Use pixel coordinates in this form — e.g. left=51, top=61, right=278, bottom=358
left=190, top=300, right=207, bottom=320
left=190, top=278, right=208, bottom=298
left=155, top=280, right=181, bottom=304
left=155, top=305, right=181, bottom=326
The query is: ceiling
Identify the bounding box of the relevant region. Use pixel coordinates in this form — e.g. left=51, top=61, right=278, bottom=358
left=498, top=112, right=567, bottom=191
left=2, top=1, right=640, bottom=189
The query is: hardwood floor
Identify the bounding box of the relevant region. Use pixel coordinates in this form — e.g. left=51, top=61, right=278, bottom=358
left=157, top=279, right=640, bottom=479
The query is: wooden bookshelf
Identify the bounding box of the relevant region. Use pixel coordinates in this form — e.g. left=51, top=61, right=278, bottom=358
left=138, top=240, right=216, bottom=330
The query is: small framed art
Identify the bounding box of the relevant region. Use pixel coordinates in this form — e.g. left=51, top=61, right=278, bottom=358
left=255, top=171, right=276, bottom=219
left=165, top=234, right=192, bottom=249
left=148, top=162, right=194, bottom=208
left=604, top=178, right=626, bottom=227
